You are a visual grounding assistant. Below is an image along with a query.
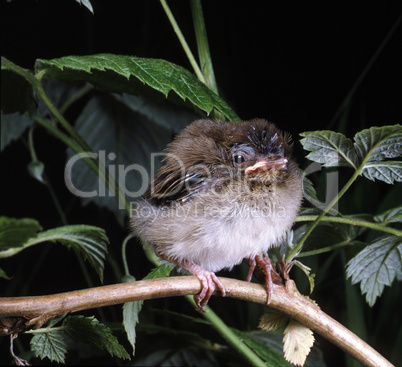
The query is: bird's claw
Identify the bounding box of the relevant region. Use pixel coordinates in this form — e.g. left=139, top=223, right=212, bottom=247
left=247, top=254, right=281, bottom=304
left=194, top=270, right=226, bottom=312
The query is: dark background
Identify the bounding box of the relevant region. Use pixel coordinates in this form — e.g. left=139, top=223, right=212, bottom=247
left=1, top=1, right=401, bottom=366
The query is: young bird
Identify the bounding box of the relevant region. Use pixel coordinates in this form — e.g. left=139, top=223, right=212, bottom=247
left=131, top=119, right=303, bottom=311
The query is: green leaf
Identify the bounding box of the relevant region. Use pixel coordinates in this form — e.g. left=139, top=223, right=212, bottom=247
left=231, top=329, right=290, bottom=366
left=1, top=111, right=34, bottom=151
left=0, top=220, right=108, bottom=281
left=346, top=236, right=402, bottom=306
left=122, top=265, right=174, bottom=355
left=251, top=330, right=325, bottom=367
left=143, top=263, right=175, bottom=280
left=300, top=130, right=358, bottom=168
left=30, top=330, right=67, bottom=364
left=374, top=205, right=402, bottom=224
left=361, top=161, right=402, bottom=184
left=0, top=267, right=11, bottom=279
left=65, top=93, right=194, bottom=225
left=283, top=319, right=315, bottom=366
left=354, top=125, right=402, bottom=162
left=122, top=274, right=142, bottom=356
left=301, top=173, right=319, bottom=203
left=35, top=54, right=239, bottom=121
left=1, top=68, right=36, bottom=115
left=0, top=216, right=42, bottom=254
left=297, top=221, right=362, bottom=258
left=123, top=299, right=143, bottom=356
left=34, top=225, right=109, bottom=282
left=63, top=315, right=130, bottom=360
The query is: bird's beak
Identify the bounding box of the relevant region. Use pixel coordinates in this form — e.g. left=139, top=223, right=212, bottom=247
left=245, top=157, right=288, bottom=176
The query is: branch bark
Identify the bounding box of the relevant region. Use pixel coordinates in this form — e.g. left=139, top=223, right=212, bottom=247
left=0, top=276, right=393, bottom=367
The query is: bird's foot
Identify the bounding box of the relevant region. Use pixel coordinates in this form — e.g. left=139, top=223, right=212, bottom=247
left=191, top=267, right=226, bottom=312
left=246, top=255, right=281, bottom=304
left=157, top=253, right=226, bottom=312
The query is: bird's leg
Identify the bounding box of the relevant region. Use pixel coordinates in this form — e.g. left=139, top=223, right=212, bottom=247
left=275, top=254, right=294, bottom=281
left=246, top=254, right=278, bottom=304
left=246, top=257, right=256, bottom=282
left=155, top=252, right=226, bottom=312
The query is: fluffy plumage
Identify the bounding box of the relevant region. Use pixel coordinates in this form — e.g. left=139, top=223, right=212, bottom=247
left=131, top=119, right=303, bottom=310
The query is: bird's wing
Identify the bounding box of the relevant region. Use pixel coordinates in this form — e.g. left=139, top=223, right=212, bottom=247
left=145, top=167, right=212, bottom=206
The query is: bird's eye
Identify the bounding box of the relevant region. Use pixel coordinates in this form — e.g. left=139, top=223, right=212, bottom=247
left=233, top=154, right=246, bottom=166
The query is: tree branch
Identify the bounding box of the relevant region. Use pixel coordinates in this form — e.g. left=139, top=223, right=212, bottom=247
left=0, top=277, right=393, bottom=367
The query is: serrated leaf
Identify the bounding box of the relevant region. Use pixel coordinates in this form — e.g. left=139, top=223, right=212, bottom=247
left=122, top=274, right=142, bottom=356
left=35, top=54, right=239, bottom=121
left=114, top=93, right=196, bottom=133
left=354, top=125, right=402, bottom=162
left=33, top=225, right=109, bottom=282
left=300, top=130, right=358, bottom=168
left=301, top=173, right=319, bottom=203
left=30, top=331, right=67, bottom=364
left=258, top=312, right=289, bottom=332
left=251, top=330, right=325, bottom=367
left=0, top=216, right=42, bottom=256
left=123, top=300, right=143, bottom=356
left=143, top=264, right=175, bottom=280
left=361, top=161, right=402, bottom=184
left=1, top=111, right=34, bottom=151
left=283, top=319, right=315, bottom=366
left=122, top=264, right=174, bottom=355
left=374, top=205, right=402, bottom=224
left=346, top=236, right=402, bottom=306
left=231, top=329, right=290, bottom=366
left=63, top=315, right=130, bottom=360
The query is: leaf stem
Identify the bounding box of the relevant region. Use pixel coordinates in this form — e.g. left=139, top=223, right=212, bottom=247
left=147, top=246, right=264, bottom=367
left=297, top=240, right=356, bottom=258
left=287, top=168, right=362, bottom=262
left=33, top=116, right=100, bottom=176
left=26, top=325, right=67, bottom=334
left=296, top=215, right=402, bottom=237
left=289, top=123, right=402, bottom=261
left=186, top=296, right=267, bottom=367
left=1, top=57, right=131, bottom=215
left=159, top=0, right=206, bottom=84
left=121, top=234, right=135, bottom=277
left=190, top=0, right=218, bottom=94
left=190, top=0, right=225, bottom=121
left=59, top=82, right=93, bottom=115
left=27, top=126, right=39, bottom=163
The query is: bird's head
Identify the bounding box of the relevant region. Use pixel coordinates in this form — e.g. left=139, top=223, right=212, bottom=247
left=228, top=119, right=293, bottom=185
left=147, top=119, right=296, bottom=205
